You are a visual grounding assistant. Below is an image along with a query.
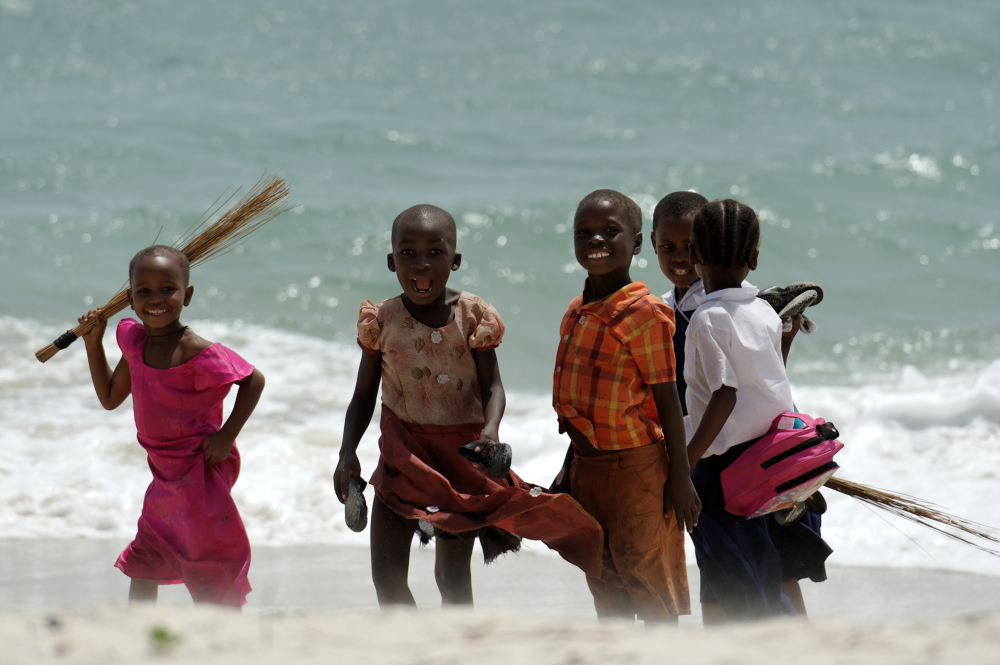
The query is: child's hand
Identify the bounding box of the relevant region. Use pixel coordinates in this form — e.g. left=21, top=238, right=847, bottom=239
left=782, top=314, right=802, bottom=339
left=200, top=432, right=234, bottom=465
left=78, top=308, right=106, bottom=344
left=477, top=427, right=500, bottom=446
left=334, top=451, right=362, bottom=505
left=664, top=474, right=701, bottom=533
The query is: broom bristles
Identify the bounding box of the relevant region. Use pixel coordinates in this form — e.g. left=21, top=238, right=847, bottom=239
left=34, top=172, right=293, bottom=363
left=827, top=476, right=1000, bottom=557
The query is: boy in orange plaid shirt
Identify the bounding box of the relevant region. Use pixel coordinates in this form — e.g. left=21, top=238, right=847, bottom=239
left=549, top=189, right=701, bottom=623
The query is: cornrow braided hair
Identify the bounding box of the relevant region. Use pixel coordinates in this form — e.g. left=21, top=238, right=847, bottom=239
left=652, top=191, right=709, bottom=232
left=690, top=198, right=760, bottom=268
left=575, top=189, right=643, bottom=235
left=129, top=245, right=191, bottom=286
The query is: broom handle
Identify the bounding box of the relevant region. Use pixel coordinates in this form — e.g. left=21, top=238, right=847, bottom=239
left=35, top=293, right=130, bottom=362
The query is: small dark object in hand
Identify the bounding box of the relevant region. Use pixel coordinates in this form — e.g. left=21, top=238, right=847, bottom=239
left=346, top=476, right=368, bottom=532
left=773, top=502, right=807, bottom=526
left=459, top=440, right=513, bottom=478
left=805, top=490, right=827, bottom=515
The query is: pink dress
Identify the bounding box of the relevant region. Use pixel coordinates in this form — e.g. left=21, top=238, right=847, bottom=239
left=114, top=318, right=253, bottom=607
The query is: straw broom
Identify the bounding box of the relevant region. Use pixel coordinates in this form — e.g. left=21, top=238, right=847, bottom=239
left=35, top=172, right=294, bottom=363
left=826, top=476, right=1000, bottom=557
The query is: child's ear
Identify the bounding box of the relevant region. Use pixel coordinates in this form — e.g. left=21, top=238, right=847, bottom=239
left=452, top=253, right=462, bottom=271
left=127, top=288, right=134, bottom=311
left=387, top=253, right=396, bottom=272
left=184, top=285, right=194, bottom=306
left=632, top=232, right=642, bottom=255
left=649, top=231, right=657, bottom=254
left=748, top=249, right=759, bottom=271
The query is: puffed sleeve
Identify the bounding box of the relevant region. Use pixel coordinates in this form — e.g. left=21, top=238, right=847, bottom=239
left=356, top=300, right=383, bottom=355
left=192, top=344, right=255, bottom=391
left=115, top=318, right=144, bottom=360
left=468, top=299, right=504, bottom=351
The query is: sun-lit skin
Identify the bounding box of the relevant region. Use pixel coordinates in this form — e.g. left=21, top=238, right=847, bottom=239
left=573, top=198, right=642, bottom=303
left=651, top=212, right=700, bottom=300
left=128, top=255, right=194, bottom=336
left=387, top=210, right=462, bottom=329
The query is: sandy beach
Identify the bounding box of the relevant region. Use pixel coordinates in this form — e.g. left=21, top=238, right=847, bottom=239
left=4, top=538, right=1000, bottom=622
left=2, top=538, right=1000, bottom=664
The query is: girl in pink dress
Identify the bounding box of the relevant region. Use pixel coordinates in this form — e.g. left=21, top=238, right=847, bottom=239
left=334, top=204, right=602, bottom=608
left=78, top=245, right=265, bottom=608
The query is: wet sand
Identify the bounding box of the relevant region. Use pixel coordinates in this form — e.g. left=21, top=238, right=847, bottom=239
left=2, top=538, right=999, bottom=624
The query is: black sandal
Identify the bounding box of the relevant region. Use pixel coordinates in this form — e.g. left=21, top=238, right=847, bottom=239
left=459, top=440, right=513, bottom=478
left=345, top=476, right=368, bottom=533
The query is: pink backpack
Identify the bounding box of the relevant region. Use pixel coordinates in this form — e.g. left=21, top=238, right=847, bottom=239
left=720, top=412, right=843, bottom=519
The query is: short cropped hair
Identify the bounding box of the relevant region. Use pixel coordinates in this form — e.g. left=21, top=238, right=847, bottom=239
left=690, top=199, right=760, bottom=268
left=129, top=245, right=191, bottom=286
left=575, top=189, right=643, bottom=235
left=652, top=191, right=709, bottom=232
left=391, top=204, right=457, bottom=249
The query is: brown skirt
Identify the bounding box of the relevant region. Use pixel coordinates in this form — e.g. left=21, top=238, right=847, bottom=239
left=370, top=407, right=603, bottom=578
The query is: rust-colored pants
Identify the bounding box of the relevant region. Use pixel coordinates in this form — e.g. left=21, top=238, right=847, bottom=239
left=570, top=441, right=690, bottom=620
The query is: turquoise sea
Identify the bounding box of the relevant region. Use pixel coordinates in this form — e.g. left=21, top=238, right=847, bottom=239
left=2, top=1, right=999, bottom=574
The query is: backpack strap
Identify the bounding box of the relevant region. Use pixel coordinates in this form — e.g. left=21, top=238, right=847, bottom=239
left=770, top=411, right=825, bottom=431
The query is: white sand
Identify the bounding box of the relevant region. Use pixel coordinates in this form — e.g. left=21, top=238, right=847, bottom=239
left=2, top=538, right=1000, bottom=663
left=5, top=604, right=1000, bottom=664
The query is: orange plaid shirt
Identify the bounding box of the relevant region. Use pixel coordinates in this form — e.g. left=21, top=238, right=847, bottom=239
left=553, top=281, right=677, bottom=451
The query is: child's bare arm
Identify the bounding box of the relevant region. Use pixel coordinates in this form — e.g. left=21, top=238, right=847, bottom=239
left=79, top=308, right=131, bottom=410
left=651, top=381, right=701, bottom=532
left=334, top=351, right=383, bottom=503
left=473, top=348, right=505, bottom=443
left=780, top=314, right=801, bottom=366
left=686, top=386, right=737, bottom=469
left=201, top=368, right=266, bottom=464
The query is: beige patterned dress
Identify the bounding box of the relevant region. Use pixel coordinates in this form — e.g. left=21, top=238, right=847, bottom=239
left=357, top=292, right=502, bottom=426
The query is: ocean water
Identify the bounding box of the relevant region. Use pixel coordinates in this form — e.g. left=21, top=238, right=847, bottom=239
left=2, top=0, right=999, bottom=575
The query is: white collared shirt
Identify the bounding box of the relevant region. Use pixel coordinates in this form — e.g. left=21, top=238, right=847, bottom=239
left=661, top=279, right=706, bottom=316
left=683, top=284, right=793, bottom=456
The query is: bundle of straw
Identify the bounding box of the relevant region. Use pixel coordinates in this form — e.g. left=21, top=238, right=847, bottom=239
left=35, top=172, right=294, bottom=363
left=827, top=476, right=1000, bottom=557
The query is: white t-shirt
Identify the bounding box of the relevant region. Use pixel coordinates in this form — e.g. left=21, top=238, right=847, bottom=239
left=683, top=284, right=793, bottom=457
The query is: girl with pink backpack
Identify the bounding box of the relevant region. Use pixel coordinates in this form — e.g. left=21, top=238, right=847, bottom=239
left=681, top=199, right=801, bottom=623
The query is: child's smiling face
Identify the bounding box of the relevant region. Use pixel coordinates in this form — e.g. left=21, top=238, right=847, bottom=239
left=652, top=212, right=699, bottom=291
left=388, top=211, right=461, bottom=307
left=128, top=255, right=193, bottom=330
left=573, top=199, right=641, bottom=277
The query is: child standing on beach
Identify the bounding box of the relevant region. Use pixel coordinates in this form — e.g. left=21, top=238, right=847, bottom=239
left=549, top=190, right=700, bottom=623
left=652, top=192, right=832, bottom=620
left=682, top=199, right=794, bottom=622
left=78, top=245, right=265, bottom=608
left=334, top=204, right=602, bottom=608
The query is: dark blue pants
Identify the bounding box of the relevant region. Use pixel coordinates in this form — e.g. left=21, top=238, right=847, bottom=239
left=690, top=441, right=793, bottom=621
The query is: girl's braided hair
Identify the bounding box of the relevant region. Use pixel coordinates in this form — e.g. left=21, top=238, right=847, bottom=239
left=690, top=199, right=760, bottom=268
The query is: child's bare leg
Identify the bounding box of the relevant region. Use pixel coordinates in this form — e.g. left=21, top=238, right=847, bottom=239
left=434, top=533, right=475, bottom=606
left=128, top=579, right=158, bottom=604
left=701, top=602, right=727, bottom=625
left=782, top=579, right=808, bottom=617
left=370, top=496, right=417, bottom=607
